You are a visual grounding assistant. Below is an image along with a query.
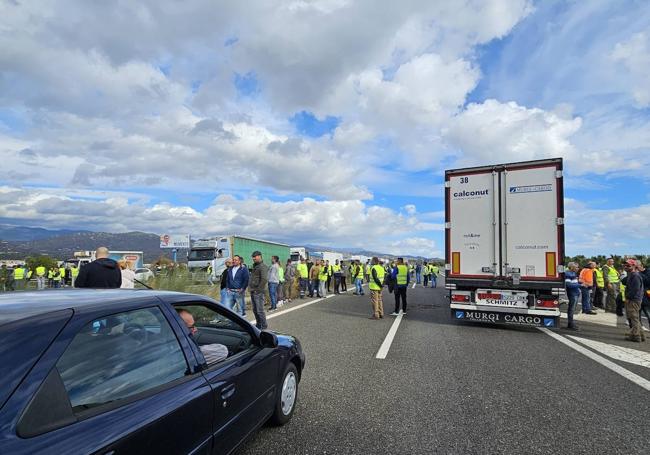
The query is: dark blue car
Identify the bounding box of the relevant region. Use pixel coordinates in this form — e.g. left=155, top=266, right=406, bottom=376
left=0, top=290, right=305, bottom=454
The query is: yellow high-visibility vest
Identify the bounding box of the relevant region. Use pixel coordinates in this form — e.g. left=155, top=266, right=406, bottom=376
left=296, top=263, right=308, bottom=278
left=369, top=265, right=385, bottom=291
left=593, top=268, right=605, bottom=288
left=396, top=264, right=408, bottom=285
left=36, top=266, right=46, bottom=277
left=605, top=266, right=619, bottom=284
left=13, top=267, right=25, bottom=280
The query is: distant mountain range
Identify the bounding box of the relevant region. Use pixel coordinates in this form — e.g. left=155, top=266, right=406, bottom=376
left=0, top=228, right=172, bottom=262
left=0, top=226, right=441, bottom=262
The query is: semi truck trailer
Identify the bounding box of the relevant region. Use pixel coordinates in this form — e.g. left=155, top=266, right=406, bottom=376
left=188, top=236, right=290, bottom=282
left=445, top=158, right=565, bottom=328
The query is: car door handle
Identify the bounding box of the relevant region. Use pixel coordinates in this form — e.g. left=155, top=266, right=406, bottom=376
left=221, top=384, right=236, bottom=400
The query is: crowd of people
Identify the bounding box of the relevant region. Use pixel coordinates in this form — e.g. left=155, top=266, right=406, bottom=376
left=0, top=248, right=140, bottom=291
left=1, top=263, right=80, bottom=290
left=564, top=258, right=650, bottom=341
left=212, top=253, right=441, bottom=329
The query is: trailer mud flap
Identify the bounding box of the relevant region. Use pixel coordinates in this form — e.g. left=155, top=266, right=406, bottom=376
left=452, top=309, right=558, bottom=328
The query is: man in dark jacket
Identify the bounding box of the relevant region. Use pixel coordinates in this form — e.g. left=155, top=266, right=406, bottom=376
left=622, top=259, right=645, bottom=342
left=224, top=255, right=250, bottom=316
left=249, top=251, right=269, bottom=330
left=75, top=247, right=122, bottom=288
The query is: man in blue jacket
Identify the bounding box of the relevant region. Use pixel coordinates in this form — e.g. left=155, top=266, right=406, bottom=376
left=564, top=262, right=581, bottom=331
left=223, top=255, right=250, bottom=316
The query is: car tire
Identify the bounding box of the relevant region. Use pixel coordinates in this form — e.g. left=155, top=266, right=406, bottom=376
left=269, top=362, right=298, bottom=426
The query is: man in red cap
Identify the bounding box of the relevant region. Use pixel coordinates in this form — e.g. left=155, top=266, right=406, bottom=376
left=622, top=259, right=645, bottom=342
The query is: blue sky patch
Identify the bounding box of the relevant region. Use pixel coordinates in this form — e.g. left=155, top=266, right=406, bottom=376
left=290, top=111, right=341, bottom=138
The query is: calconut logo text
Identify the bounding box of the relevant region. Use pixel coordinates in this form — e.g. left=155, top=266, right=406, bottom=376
left=453, top=189, right=489, bottom=197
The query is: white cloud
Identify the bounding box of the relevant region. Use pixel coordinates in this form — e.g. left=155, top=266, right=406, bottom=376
left=563, top=198, right=650, bottom=255
left=0, top=186, right=438, bottom=255
left=445, top=99, right=582, bottom=166
left=383, top=237, right=441, bottom=259
left=612, top=32, right=650, bottom=107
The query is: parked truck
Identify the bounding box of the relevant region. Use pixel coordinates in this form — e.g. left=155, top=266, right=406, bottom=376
left=68, top=250, right=144, bottom=269
left=309, top=251, right=343, bottom=264
left=187, top=236, right=290, bottom=282
left=445, top=158, right=565, bottom=328
left=290, top=247, right=310, bottom=264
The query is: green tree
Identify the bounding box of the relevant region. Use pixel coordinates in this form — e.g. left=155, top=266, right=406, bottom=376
left=25, top=255, right=59, bottom=272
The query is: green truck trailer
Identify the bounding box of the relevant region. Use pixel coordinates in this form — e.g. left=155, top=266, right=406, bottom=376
left=187, top=235, right=290, bottom=282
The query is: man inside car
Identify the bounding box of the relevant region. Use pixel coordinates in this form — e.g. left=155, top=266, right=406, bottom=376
left=177, top=309, right=229, bottom=364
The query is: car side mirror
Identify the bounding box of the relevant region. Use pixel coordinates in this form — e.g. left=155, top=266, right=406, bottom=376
left=259, top=330, right=278, bottom=348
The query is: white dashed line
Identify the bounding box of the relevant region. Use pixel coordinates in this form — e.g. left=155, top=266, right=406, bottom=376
left=376, top=311, right=404, bottom=359
left=538, top=328, right=650, bottom=392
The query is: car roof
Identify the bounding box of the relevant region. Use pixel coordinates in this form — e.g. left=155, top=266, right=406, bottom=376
left=0, top=289, right=208, bottom=325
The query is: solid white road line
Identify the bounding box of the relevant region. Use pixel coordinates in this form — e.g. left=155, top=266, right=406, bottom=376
left=567, top=336, right=650, bottom=369
left=412, top=283, right=417, bottom=289
left=376, top=312, right=404, bottom=359
left=538, top=328, right=650, bottom=392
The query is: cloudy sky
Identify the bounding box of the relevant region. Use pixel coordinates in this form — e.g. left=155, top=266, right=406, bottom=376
left=1, top=0, right=649, bottom=257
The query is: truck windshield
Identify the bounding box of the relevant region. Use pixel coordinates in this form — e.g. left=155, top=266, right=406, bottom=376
left=188, top=249, right=215, bottom=260
left=290, top=253, right=301, bottom=262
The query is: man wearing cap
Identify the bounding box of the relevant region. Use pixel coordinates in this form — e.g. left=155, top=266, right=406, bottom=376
left=249, top=251, right=269, bottom=330
left=622, top=259, right=645, bottom=342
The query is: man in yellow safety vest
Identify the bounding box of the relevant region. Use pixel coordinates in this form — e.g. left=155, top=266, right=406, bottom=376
left=602, top=258, right=620, bottom=312
left=368, top=257, right=385, bottom=320
left=13, top=265, right=26, bottom=290
left=296, top=257, right=308, bottom=299
left=592, top=262, right=605, bottom=309
left=390, top=257, right=410, bottom=316
left=35, top=265, right=46, bottom=290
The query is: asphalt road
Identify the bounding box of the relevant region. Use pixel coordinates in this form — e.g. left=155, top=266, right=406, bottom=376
left=238, top=280, right=650, bottom=455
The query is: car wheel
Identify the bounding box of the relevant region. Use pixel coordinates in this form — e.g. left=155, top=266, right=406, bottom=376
left=269, top=363, right=298, bottom=426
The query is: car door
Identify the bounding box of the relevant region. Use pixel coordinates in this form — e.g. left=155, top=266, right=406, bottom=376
left=166, top=300, right=280, bottom=454
left=8, top=305, right=214, bottom=455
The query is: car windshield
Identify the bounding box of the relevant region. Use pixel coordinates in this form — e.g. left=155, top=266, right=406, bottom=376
left=188, top=249, right=215, bottom=260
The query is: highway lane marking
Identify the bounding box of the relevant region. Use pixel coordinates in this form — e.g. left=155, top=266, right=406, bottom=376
left=566, top=336, right=650, bottom=369
left=248, top=284, right=367, bottom=323
left=412, top=283, right=416, bottom=289
left=538, top=328, right=650, bottom=392
left=376, top=311, right=404, bottom=359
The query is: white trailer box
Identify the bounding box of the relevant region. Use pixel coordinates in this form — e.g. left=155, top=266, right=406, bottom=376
left=445, top=158, right=565, bottom=328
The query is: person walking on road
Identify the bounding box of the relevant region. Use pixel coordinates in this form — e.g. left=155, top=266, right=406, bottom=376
left=415, top=263, right=422, bottom=285
left=249, top=251, right=269, bottom=330
left=423, top=262, right=429, bottom=287
left=224, top=255, right=249, bottom=316
left=368, top=257, right=385, bottom=319
left=75, top=247, right=122, bottom=288
left=297, top=257, right=308, bottom=299
left=603, top=258, right=620, bottom=312
left=268, top=255, right=281, bottom=311
left=622, top=259, right=645, bottom=342
left=325, top=260, right=333, bottom=293
left=564, top=262, right=581, bottom=330
left=391, top=257, right=409, bottom=315
left=579, top=262, right=597, bottom=315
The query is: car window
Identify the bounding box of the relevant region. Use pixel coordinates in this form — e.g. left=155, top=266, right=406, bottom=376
left=56, top=307, right=189, bottom=413
left=175, top=304, right=254, bottom=363
left=135, top=268, right=147, bottom=274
